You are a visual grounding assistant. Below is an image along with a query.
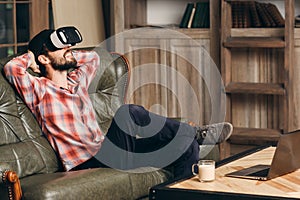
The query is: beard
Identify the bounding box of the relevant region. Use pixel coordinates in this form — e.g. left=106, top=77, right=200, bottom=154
left=49, top=50, right=78, bottom=71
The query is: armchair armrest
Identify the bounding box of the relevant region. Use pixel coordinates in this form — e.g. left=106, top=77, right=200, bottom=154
left=2, top=170, right=22, bottom=200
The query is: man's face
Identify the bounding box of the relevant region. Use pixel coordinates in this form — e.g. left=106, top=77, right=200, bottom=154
left=47, top=48, right=77, bottom=71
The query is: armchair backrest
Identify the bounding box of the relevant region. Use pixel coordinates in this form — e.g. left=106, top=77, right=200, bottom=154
left=89, top=48, right=130, bottom=134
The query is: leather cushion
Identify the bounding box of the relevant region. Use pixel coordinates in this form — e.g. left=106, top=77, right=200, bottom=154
left=20, top=168, right=171, bottom=200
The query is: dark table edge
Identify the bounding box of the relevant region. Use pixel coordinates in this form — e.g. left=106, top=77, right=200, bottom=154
left=149, top=145, right=298, bottom=200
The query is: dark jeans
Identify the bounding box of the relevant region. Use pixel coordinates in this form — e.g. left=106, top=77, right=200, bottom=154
left=73, top=104, right=199, bottom=178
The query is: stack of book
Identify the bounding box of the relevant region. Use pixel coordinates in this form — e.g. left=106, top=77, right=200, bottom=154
left=179, top=2, right=209, bottom=28
left=231, top=1, right=284, bottom=28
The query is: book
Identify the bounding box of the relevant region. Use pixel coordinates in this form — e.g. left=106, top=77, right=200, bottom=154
left=231, top=1, right=284, bottom=28
left=201, top=2, right=210, bottom=28
left=192, top=2, right=205, bottom=28
left=180, top=3, right=195, bottom=28
left=248, top=1, right=262, bottom=27
left=237, top=2, right=246, bottom=28
left=255, top=2, right=272, bottom=27
left=266, top=3, right=285, bottom=27
left=261, top=3, right=277, bottom=27
left=242, top=2, right=252, bottom=28
left=232, top=1, right=254, bottom=28
left=231, top=1, right=240, bottom=28
left=187, top=6, right=196, bottom=28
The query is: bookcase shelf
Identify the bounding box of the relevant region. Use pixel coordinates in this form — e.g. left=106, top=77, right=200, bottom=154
left=175, top=28, right=210, bottom=38
left=221, top=0, right=295, bottom=156
left=231, top=28, right=284, bottom=37
left=224, top=37, right=285, bottom=48
left=225, top=82, right=285, bottom=95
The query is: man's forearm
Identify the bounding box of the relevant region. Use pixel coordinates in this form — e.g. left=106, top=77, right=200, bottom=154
left=3, top=53, right=30, bottom=81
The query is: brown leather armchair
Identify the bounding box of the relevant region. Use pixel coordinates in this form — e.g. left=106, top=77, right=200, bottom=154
left=0, top=49, right=172, bottom=200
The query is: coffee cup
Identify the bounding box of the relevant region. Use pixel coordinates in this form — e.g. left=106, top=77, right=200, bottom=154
left=192, top=160, right=215, bottom=182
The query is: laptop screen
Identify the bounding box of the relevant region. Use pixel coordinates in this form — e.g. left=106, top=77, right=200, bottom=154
left=268, top=130, right=300, bottom=179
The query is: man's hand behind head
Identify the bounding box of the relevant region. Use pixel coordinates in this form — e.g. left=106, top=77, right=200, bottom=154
left=28, top=50, right=41, bottom=74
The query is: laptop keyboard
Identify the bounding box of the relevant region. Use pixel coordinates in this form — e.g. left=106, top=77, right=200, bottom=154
left=248, top=168, right=270, bottom=177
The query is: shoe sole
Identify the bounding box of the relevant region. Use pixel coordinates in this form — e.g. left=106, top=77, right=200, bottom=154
left=221, top=122, right=233, bottom=142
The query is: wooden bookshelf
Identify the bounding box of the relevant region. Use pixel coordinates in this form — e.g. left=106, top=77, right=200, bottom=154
left=221, top=0, right=296, bottom=155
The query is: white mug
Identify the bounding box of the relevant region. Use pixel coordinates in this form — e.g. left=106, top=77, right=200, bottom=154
left=192, top=160, right=215, bottom=182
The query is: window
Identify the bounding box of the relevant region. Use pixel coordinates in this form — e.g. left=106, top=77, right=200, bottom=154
left=0, top=0, right=50, bottom=58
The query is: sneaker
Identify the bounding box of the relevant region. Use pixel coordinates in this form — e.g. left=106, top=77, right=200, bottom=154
left=195, top=122, right=233, bottom=145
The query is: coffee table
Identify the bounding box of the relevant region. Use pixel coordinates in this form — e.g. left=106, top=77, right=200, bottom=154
left=150, top=146, right=300, bottom=200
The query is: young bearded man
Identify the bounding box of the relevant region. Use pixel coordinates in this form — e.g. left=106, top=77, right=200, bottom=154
left=4, top=26, right=232, bottom=178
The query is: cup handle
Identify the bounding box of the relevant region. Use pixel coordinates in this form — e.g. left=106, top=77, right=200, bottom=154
left=191, top=164, right=198, bottom=176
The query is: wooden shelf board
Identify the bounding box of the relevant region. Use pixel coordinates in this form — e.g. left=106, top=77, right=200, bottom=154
left=231, top=28, right=284, bottom=38
left=224, top=37, right=285, bottom=48
left=176, top=28, right=210, bottom=39
left=230, top=28, right=300, bottom=39
left=225, top=82, right=285, bottom=95
left=122, top=28, right=210, bottom=39
left=229, top=127, right=282, bottom=145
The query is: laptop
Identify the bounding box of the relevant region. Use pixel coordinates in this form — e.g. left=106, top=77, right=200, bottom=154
left=225, top=130, right=300, bottom=181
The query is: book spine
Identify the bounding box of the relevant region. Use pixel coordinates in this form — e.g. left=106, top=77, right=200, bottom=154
left=237, top=2, right=245, bottom=28
left=192, top=2, right=205, bottom=28
left=180, top=3, right=195, bottom=28
left=248, top=1, right=261, bottom=27
left=202, top=2, right=210, bottom=28
left=256, top=2, right=272, bottom=27
left=242, top=2, right=251, bottom=28
left=187, top=5, right=196, bottom=28
left=261, top=3, right=277, bottom=27
left=205, top=2, right=210, bottom=28
left=231, top=2, right=239, bottom=28
left=266, top=3, right=285, bottom=27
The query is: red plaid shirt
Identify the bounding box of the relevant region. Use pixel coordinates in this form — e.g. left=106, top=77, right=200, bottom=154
left=4, top=51, right=104, bottom=171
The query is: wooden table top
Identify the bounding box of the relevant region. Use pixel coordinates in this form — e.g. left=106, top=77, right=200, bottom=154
left=169, top=147, right=300, bottom=199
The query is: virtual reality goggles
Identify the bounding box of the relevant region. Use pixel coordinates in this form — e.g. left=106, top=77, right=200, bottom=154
left=28, top=26, right=83, bottom=60
left=50, top=26, right=82, bottom=49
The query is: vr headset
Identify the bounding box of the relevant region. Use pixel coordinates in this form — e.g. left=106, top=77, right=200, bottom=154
left=50, top=26, right=82, bottom=49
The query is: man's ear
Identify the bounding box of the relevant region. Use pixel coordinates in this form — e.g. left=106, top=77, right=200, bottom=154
left=37, top=54, right=50, bottom=65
